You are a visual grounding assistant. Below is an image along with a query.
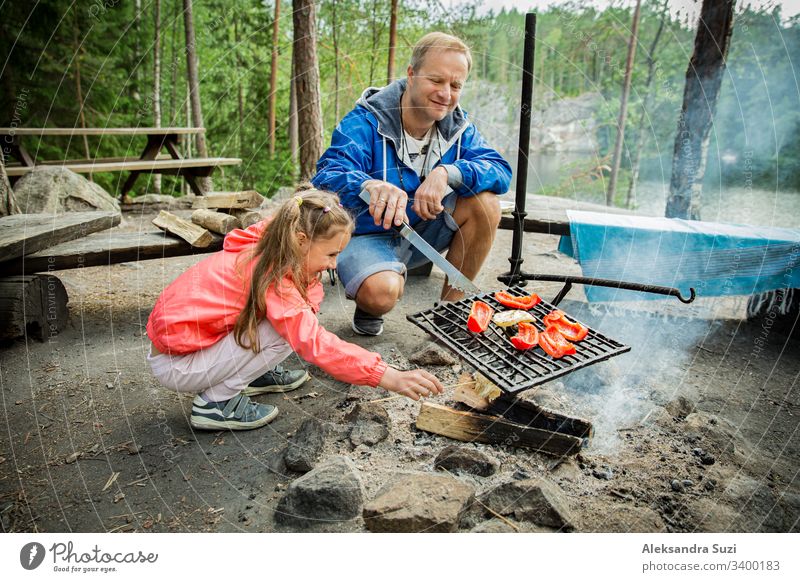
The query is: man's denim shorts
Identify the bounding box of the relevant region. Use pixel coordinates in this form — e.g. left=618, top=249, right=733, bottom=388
left=337, top=204, right=459, bottom=300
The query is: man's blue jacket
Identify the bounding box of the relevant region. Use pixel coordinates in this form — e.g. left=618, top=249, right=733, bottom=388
left=312, top=79, right=513, bottom=235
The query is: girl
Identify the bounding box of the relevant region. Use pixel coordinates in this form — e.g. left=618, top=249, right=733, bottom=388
left=146, top=188, right=443, bottom=431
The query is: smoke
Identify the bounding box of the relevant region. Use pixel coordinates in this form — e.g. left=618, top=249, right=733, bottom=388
left=544, top=297, right=717, bottom=455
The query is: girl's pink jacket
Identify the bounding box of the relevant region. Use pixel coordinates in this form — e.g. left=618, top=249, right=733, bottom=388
left=146, top=220, right=387, bottom=387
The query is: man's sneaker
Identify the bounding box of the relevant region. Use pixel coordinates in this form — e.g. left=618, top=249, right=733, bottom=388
left=190, top=393, right=278, bottom=431
left=242, top=365, right=310, bottom=396
left=352, top=306, right=384, bottom=336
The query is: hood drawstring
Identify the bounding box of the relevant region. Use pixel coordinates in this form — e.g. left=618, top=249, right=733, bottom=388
left=382, top=137, right=387, bottom=182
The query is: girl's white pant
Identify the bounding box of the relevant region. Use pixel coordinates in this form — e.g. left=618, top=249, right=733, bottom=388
left=147, top=320, right=293, bottom=402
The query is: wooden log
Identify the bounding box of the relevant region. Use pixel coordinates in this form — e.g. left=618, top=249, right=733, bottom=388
left=0, top=211, right=120, bottom=262
left=227, top=208, right=267, bottom=228
left=416, top=402, right=583, bottom=457
left=452, top=380, right=593, bottom=440
left=0, top=231, right=223, bottom=275
left=152, top=210, right=213, bottom=248
left=0, top=274, right=68, bottom=341
left=191, top=209, right=241, bottom=235
left=191, top=190, right=264, bottom=210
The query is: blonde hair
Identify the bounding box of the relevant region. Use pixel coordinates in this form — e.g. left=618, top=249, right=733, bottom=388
left=233, top=186, right=353, bottom=353
left=410, top=32, right=472, bottom=74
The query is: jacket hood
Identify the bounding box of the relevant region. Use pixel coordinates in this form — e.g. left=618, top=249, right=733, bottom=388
left=222, top=218, right=270, bottom=252
left=356, top=79, right=470, bottom=155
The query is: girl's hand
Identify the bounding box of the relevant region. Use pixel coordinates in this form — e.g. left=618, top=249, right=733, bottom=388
left=379, top=366, right=444, bottom=401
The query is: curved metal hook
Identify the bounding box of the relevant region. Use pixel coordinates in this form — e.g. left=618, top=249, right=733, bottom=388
left=678, top=287, right=696, bottom=304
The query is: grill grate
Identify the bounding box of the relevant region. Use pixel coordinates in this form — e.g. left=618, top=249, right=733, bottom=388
left=406, top=286, right=631, bottom=394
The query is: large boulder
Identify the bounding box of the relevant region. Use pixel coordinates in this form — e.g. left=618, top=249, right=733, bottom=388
left=363, top=472, right=475, bottom=533
left=13, top=167, right=120, bottom=214
left=274, top=456, right=364, bottom=528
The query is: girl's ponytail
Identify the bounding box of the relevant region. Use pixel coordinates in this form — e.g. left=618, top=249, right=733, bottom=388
left=233, top=187, right=353, bottom=353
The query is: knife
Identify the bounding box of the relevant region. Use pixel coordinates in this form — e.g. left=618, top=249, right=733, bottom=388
left=358, top=189, right=481, bottom=294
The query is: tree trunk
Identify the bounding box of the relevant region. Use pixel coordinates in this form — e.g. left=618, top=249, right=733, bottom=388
left=234, top=15, right=244, bottom=153
left=0, top=155, right=19, bottom=216
left=134, top=0, right=142, bottom=102
left=269, top=0, right=280, bottom=158
left=153, top=0, right=162, bottom=194
left=332, top=0, right=340, bottom=122
left=72, top=12, right=91, bottom=163
left=606, top=0, right=641, bottom=206
left=169, top=0, right=179, bottom=124
left=289, top=69, right=298, bottom=168
left=292, top=0, right=323, bottom=182
left=666, top=0, right=735, bottom=219
left=626, top=0, right=669, bottom=209
left=387, top=0, right=398, bottom=83
left=183, top=0, right=211, bottom=191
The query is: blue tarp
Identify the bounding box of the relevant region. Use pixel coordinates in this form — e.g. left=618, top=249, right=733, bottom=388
left=558, top=210, right=800, bottom=302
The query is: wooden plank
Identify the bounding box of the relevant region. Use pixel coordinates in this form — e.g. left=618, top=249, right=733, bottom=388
left=152, top=210, right=213, bottom=248
left=415, top=402, right=583, bottom=457
left=0, top=211, right=121, bottom=262
left=0, top=127, right=204, bottom=136
left=5, top=154, right=174, bottom=167
left=191, top=191, right=264, bottom=210
left=0, top=231, right=222, bottom=275
left=191, top=209, right=241, bottom=235
left=497, top=194, right=637, bottom=236
left=4, top=157, right=242, bottom=176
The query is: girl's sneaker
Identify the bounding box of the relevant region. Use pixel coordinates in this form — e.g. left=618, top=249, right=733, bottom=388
left=190, top=394, right=278, bottom=430
left=242, top=366, right=310, bottom=396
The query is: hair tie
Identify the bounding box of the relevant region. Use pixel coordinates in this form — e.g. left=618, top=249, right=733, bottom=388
left=322, top=206, right=331, bottom=213
left=294, top=195, right=303, bottom=207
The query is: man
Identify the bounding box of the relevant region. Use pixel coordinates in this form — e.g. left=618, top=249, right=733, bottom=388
left=312, top=32, right=512, bottom=336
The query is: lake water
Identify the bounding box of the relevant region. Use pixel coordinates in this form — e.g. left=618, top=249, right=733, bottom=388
left=512, top=153, right=800, bottom=229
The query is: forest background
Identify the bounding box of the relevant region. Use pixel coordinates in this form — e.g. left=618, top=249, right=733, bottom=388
left=1, top=0, right=797, bottom=205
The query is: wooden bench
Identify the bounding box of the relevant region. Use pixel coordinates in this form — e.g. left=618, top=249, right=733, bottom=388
left=0, top=127, right=241, bottom=197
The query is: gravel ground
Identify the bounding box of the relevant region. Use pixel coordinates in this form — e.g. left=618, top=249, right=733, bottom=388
left=1, top=205, right=798, bottom=533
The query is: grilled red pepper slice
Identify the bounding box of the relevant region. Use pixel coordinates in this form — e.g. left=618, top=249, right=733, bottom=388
left=538, top=326, right=577, bottom=358
left=542, top=310, right=589, bottom=342
left=494, top=290, right=542, bottom=310
left=510, top=322, right=539, bottom=350
left=467, top=300, right=494, bottom=333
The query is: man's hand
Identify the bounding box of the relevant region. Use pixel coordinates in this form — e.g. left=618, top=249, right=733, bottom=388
left=363, top=180, right=408, bottom=229
left=412, top=166, right=449, bottom=220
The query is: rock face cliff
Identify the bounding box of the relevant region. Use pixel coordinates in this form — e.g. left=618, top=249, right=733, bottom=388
left=461, top=82, right=602, bottom=155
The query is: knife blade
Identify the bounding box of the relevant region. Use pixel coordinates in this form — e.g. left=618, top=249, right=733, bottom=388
left=358, top=189, right=481, bottom=294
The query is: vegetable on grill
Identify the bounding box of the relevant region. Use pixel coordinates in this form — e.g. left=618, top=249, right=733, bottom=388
left=538, top=326, right=577, bottom=358
left=509, top=322, right=539, bottom=350
left=542, top=310, right=589, bottom=342
left=467, top=300, right=494, bottom=333
left=494, top=290, right=542, bottom=310
left=492, top=309, right=535, bottom=328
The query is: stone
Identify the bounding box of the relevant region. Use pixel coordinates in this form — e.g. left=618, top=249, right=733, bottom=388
left=408, top=343, right=458, bottom=367
left=434, top=445, right=499, bottom=477
left=470, top=518, right=519, bottom=533
left=274, top=456, right=364, bottom=527
left=363, top=472, right=475, bottom=533
left=345, top=402, right=390, bottom=448
left=671, top=479, right=685, bottom=493
left=283, top=418, right=325, bottom=473
left=478, top=478, right=574, bottom=530
left=593, top=466, right=614, bottom=480
left=13, top=167, right=120, bottom=214
left=665, top=396, right=696, bottom=419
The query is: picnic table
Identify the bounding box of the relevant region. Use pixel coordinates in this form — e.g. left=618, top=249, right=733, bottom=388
left=0, top=127, right=241, bottom=197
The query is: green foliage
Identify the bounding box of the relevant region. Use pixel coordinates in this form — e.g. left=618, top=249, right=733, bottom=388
left=1, top=0, right=798, bottom=197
